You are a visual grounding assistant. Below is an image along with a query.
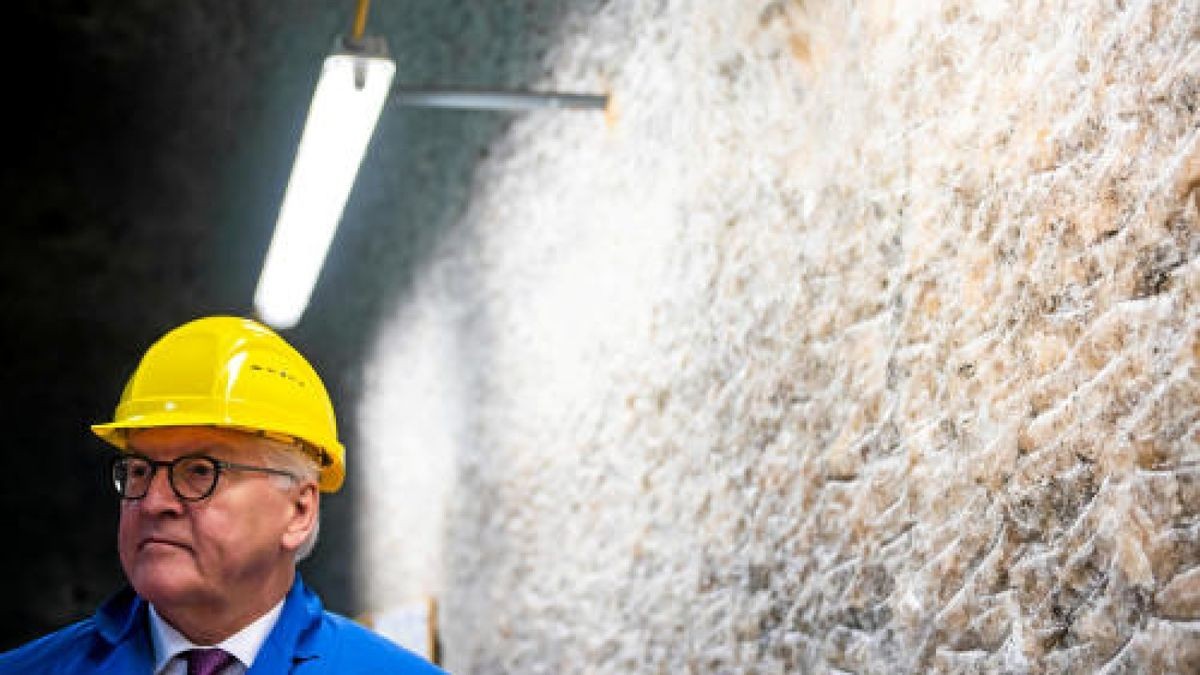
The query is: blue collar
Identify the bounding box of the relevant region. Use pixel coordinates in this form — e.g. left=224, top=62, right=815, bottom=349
left=94, top=586, right=146, bottom=645
left=92, top=575, right=325, bottom=672
left=249, top=576, right=324, bottom=672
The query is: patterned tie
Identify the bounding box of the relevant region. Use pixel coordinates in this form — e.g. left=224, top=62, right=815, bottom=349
left=186, top=648, right=236, bottom=675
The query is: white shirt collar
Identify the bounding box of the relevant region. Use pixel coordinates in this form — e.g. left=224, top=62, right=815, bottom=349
left=148, top=598, right=285, bottom=675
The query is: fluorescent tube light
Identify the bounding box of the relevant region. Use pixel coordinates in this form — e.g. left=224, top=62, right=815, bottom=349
left=254, top=40, right=395, bottom=329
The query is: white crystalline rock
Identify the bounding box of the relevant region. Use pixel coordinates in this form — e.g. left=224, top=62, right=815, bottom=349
left=357, top=0, right=1200, bottom=672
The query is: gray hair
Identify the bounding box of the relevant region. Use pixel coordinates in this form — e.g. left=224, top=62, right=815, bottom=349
left=257, top=438, right=323, bottom=562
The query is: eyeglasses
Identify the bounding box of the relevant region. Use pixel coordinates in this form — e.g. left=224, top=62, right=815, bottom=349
left=112, top=453, right=298, bottom=502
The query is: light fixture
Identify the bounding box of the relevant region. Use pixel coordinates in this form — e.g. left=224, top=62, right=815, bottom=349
left=254, top=0, right=608, bottom=329
left=253, top=3, right=394, bottom=329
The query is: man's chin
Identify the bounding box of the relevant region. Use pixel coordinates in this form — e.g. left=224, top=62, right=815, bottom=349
left=128, top=562, right=206, bottom=607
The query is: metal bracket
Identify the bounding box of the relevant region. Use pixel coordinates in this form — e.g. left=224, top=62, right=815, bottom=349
left=394, top=87, right=608, bottom=112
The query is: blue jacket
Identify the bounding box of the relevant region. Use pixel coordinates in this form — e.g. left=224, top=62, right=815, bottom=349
left=0, top=576, right=446, bottom=674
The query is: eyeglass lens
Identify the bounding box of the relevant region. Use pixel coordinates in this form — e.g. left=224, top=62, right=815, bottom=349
left=113, top=456, right=219, bottom=501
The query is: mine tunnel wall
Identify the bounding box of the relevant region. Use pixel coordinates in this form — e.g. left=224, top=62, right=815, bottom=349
left=357, top=1, right=1200, bottom=671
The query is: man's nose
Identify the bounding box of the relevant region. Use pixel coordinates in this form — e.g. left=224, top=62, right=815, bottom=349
left=139, top=466, right=184, bottom=512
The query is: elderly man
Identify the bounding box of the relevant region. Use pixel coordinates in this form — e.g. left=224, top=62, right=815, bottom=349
left=0, top=316, right=445, bottom=674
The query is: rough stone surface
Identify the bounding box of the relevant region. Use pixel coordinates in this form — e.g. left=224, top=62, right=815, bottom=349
left=359, top=0, right=1200, bottom=672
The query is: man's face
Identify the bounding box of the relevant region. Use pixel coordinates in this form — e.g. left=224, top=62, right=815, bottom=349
left=117, top=427, right=315, bottom=618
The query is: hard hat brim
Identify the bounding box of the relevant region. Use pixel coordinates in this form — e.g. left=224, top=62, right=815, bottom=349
left=91, top=417, right=345, bottom=493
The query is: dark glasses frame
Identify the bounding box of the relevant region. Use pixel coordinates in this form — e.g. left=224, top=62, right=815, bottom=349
left=111, top=452, right=298, bottom=502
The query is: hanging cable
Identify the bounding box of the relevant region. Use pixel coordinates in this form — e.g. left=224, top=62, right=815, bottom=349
left=352, top=0, right=371, bottom=41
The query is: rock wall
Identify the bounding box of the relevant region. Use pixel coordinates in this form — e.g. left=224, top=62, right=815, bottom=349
left=357, top=0, right=1200, bottom=671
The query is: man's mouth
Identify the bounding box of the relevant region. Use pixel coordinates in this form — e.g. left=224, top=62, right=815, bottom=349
left=139, top=537, right=191, bottom=552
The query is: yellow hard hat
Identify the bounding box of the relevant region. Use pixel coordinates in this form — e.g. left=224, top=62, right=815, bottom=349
left=91, top=316, right=345, bottom=492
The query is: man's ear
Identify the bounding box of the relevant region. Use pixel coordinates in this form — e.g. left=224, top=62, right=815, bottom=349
left=281, top=482, right=319, bottom=552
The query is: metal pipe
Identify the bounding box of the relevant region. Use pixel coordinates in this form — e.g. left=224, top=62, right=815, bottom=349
left=393, top=88, right=608, bottom=112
